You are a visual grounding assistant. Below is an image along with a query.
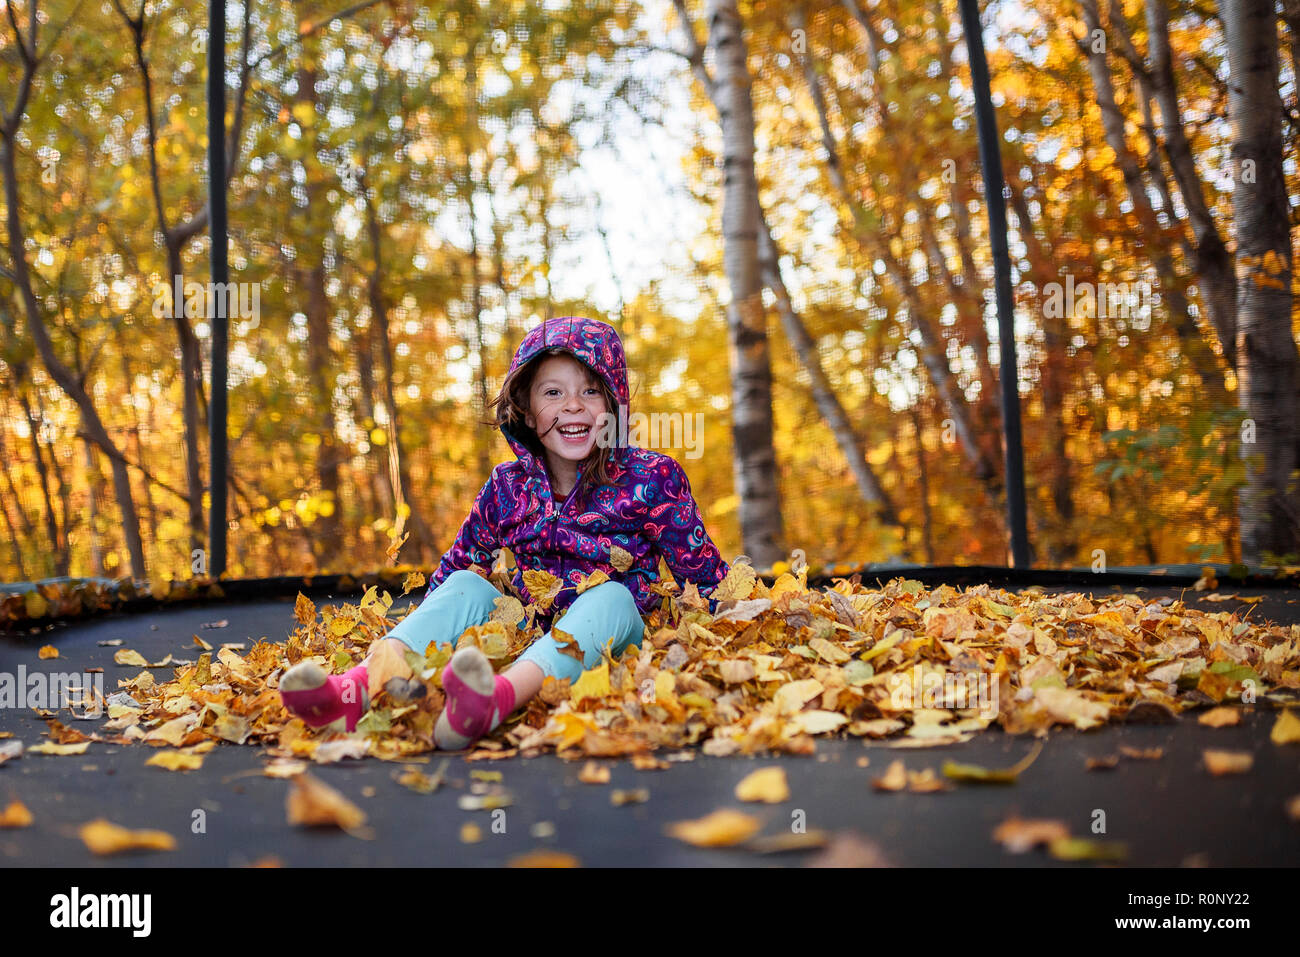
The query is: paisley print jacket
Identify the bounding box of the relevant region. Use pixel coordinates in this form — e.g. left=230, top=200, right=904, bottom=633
left=427, top=316, right=731, bottom=624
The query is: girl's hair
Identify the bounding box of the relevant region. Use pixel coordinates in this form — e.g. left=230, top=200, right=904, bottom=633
left=486, top=347, right=618, bottom=504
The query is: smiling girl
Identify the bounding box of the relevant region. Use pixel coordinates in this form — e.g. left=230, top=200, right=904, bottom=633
left=278, top=316, right=730, bottom=750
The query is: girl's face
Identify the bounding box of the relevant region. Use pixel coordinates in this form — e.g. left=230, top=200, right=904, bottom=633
left=524, top=354, right=608, bottom=467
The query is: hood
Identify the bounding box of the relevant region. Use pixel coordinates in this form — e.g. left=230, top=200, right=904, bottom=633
left=500, top=316, right=630, bottom=469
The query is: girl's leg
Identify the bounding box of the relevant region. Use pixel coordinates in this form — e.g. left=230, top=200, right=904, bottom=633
left=435, top=581, right=644, bottom=749
left=514, top=581, right=646, bottom=685
left=281, top=569, right=502, bottom=731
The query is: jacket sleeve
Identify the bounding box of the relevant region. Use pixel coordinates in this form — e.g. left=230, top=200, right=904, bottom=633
left=427, top=472, right=502, bottom=595
left=644, top=456, right=730, bottom=607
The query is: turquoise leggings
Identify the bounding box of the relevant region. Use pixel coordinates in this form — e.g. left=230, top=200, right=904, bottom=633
left=384, top=569, right=646, bottom=683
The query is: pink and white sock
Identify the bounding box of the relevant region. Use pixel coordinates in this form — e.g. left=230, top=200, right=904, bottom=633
left=279, top=661, right=370, bottom=732
left=434, top=647, right=517, bottom=750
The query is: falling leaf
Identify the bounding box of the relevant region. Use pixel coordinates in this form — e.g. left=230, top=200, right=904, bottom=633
left=460, top=822, right=483, bottom=843
left=97, top=639, right=124, bottom=647
left=0, top=740, right=22, bottom=764
left=1119, top=746, right=1163, bottom=760
left=1286, top=795, right=1300, bottom=822
left=993, top=816, right=1070, bottom=853
left=201, top=619, right=229, bottom=629
left=38, top=645, right=58, bottom=659
left=522, top=569, right=563, bottom=610
left=113, top=649, right=149, bottom=667
left=286, top=773, right=367, bottom=830
left=146, top=750, right=203, bottom=771
left=665, top=808, right=762, bottom=847
left=735, top=767, right=790, bottom=803
left=1270, top=709, right=1300, bottom=745
left=1203, top=749, right=1253, bottom=775
left=578, top=761, right=611, bottom=784
left=1085, top=755, right=1119, bottom=771
left=0, top=800, right=33, bottom=828
left=1198, top=707, right=1241, bottom=728
left=508, top=849, right=580, bottom=867
left=631, top=753, right=668, bottom=770
left=79, top=819, right=176, bottom=855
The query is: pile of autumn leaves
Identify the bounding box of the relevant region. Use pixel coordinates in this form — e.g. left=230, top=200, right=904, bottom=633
left=94, top=561, right=1300, bottom=769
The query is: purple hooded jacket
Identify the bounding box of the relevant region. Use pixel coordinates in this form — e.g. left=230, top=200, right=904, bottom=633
left=426, top=316, right=731, bottom=625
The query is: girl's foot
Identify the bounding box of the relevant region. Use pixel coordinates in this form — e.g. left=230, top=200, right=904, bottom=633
left=279, top=661, right=370, bottom=732
left=434, top=647, right=517, bottom=750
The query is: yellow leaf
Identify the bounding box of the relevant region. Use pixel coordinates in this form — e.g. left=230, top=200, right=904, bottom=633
left=1269, top=709, right=1300, bottom=745
left=114, top=649, right=149, bottom=667
left=294, top=592, right=316, bottom=625
left=79, top=819, right=176, bottom=855
left=570, top=662, right=611, bottom=704
left=0, top=800, right=33, bottom=828
left=28, top=741, right=90, bottom=756
left=490, top=595, right=526, bottom=626
left=712, top=562, right=757, bottom=602
left=576, top=569, right=610, bottom=594
left=578, top=760, right=610, bottom=784
left=734, top=767, right=789, bottom=803
left=665, top=808, right=761, bottom=847
left=38, top=645, right=58, bottom=659
left=146, top=750, right=204, bottom=772
left=523, top=569, right=563, bottom=610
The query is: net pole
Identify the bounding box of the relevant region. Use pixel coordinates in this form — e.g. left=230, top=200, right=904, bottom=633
left=957, top=0, right=1031, bottom=568
left=207, top=0, right=229, bottom=578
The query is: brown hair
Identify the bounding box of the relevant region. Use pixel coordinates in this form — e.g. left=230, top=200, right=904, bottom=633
left=486, top=347, right=619, bottom=505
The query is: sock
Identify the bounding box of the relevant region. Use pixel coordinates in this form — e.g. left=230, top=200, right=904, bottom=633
left=434, top=647, right=516, bottom=750
left=279, top=662, right=370, bottom=732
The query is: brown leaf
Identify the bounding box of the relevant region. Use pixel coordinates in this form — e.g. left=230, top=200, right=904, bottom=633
left=285, top=772, right=368, bottom=830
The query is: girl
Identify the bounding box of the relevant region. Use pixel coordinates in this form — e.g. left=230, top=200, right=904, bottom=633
left=279, top=316, right=731, bottom=750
